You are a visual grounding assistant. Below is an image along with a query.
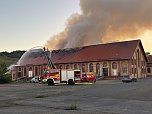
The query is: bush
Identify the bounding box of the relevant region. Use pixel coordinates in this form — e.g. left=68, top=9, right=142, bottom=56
left=0, top=62, right=12, bottom=84
left=0, top=74, right=12, bottom=84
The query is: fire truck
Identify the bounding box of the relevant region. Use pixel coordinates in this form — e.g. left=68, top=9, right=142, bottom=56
left=40, top=48, right=96, bottom=86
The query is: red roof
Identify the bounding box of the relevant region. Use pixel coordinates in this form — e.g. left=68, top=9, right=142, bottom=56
left=18, top=56, right=47, bottom=66
left=18, top=39, right=147, bottom=66
left=52, top=40, right=145, bottom=64
left=17, top=49, right=47, bottom=66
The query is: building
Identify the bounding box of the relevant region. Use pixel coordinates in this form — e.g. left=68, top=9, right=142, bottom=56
left=147, top=55, right=152, bottom=77
left=12, top=40, right=148, bottom=80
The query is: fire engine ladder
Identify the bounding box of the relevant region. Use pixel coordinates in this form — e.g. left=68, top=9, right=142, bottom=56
left=43, top=50, right=56, bottom=69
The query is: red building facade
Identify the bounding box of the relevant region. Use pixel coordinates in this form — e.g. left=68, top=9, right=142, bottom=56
left=11, top=40, right=148, bottom=80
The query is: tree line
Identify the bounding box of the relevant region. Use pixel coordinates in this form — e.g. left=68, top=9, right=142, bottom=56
left=0, top=50, right=26, bottom=59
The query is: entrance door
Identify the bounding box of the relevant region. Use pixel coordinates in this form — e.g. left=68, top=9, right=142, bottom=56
left=96, top=63, right=100, bottom=77
left=112, top=69, right=118, bottom=76
left=28, top=71, right=33, bottom=77
left=103, top=68, right=108, bottom=76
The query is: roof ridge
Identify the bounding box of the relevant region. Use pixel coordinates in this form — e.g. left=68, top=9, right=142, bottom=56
left=52, top=39, right=141, bottom=51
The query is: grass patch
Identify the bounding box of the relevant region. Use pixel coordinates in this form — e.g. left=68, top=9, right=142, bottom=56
left=65, top=102, right=77, bottom=110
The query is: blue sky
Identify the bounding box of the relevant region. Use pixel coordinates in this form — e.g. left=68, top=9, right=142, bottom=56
left=0, top=0, right=80, bottom=52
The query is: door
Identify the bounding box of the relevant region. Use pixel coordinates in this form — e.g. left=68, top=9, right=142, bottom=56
left=28, top=71, right=33, bottom=77
left=61, top=70, right=68, bottom=81
left=103, top=68, right=108, bottom=76
left=96, top=63, right=100, bottom=77
left=112, top=69, right=118, bottom=76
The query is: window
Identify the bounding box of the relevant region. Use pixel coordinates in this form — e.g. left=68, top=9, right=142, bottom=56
left=137, top=49, right=140, bottom=66
left=37, top=66, right=40, bottom=76
left=147, top=68, right=151, bottom=73
left=60, top=65, right=63, bottom=69
left=142, top=68, right=143, bottom=73
left=24, top=67, right=26, bottom=76
left=135, top=68, right=137, bottom=74
left=66, top=65, right=70, bottom=69
left=35, top=66, right=38, bottom=76
left=143, top=68, right=146, bottom=74
left=103, top=62, right=107, bottom=67
left=18, top=72, right=21, bottom=77
left=41, top=66, right=44, bottom=74
left=96, top=63, right=100, bottom=75
left=89, top=63, right=94, bottom=72
left=132, top=68, right=134, bottom=74
left=112, top=62, right=117, bottom=69
left=131, top=59, right=134, bottom=65
left=82, top=64, right=86, bottom=72
left=18, top=67, right=22, bottom=77
left=39, top=66, right=42, bottom=75
left=74, top=64, right=77, bottom=69
left=18, top=67, right=22, bottom=72
left=29, top=67, right=32, bottom=71
left=122, top=68, right=128, bottom=74
left=134, top=59, right=137, bottom=65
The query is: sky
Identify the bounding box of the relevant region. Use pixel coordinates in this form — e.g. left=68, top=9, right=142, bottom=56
left=0, top=0, right=80, bottom=52
left=0, top=0, right=152, bottom=54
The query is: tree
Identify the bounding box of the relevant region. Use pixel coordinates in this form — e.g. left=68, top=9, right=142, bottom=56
left=0, top=62, right=12, bottom=84
left=1, top=50, right=26, bottom=59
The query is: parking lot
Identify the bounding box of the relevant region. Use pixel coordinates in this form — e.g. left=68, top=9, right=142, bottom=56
left=1, top=78, right=152, bottom=114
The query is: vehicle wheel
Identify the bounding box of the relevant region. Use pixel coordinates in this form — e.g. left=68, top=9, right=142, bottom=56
left=132, top=78, right=137, bottom=82
left=68, top=79, right=75, bottom=85
left=47, top=79, right=54, bottom=86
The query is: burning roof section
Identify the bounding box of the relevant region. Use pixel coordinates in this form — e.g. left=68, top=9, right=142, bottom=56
left=51, top=39, right=143, bottom=64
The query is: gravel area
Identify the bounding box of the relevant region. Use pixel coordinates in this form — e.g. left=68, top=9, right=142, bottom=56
left=0, top=78, right=152, bottom=114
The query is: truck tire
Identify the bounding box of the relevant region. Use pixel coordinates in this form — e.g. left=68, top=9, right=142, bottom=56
left=68, top=79, right=75, bottom=85
left=47, top=79, right=54, bottom=86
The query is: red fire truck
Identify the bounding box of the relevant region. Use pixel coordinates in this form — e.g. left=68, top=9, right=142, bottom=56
left=40, top=48, right=96, bottom=86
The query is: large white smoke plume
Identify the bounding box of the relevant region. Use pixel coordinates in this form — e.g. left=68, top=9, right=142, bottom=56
left=45, top=0, right=152, bottom=50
